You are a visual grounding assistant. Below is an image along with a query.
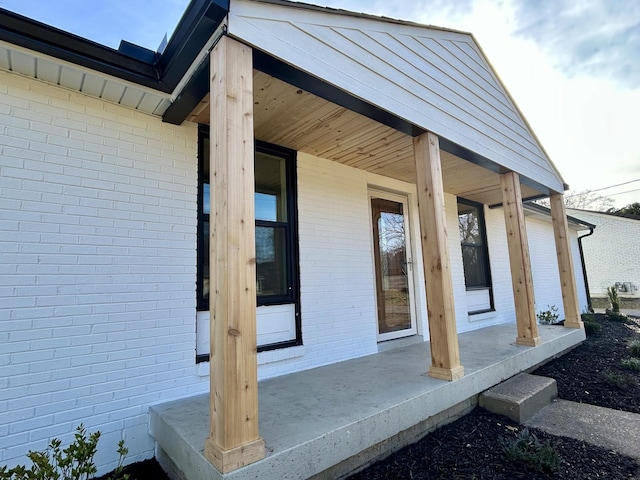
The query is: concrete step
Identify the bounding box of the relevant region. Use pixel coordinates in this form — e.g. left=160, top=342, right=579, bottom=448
left=479, top=373, right=557, bottom=423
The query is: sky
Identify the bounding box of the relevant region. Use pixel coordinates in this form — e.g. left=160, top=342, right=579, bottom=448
left=2, top=0, right=638, bottom=208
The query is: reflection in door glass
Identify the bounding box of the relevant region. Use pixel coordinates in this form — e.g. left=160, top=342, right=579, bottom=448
left=371, top=198, right=411, bottom=334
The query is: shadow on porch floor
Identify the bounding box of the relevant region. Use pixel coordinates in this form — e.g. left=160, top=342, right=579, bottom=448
left=150, top=323, right=585, bottom=480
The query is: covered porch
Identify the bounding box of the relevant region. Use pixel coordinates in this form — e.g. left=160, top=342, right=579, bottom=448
left=150, top=322, right=585, bottom=480
left=188, top=30, right=585, bottom=473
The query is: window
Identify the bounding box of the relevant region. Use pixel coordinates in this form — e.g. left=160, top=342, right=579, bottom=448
left=197, top=126, right=300, bottom=349
left=457, top=199, right=493, bottom=313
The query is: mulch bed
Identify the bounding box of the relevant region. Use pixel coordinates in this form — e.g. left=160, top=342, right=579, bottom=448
left=349, top=313, right=640, bottom=479
left=534, top=313, right=640, bottom=413
left=99, top=314, right=640, bottom=479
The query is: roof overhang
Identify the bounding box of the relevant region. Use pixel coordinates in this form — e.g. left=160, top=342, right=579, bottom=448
left=524, top=202, right=596, bottom=231
left=0, top=0, right=229, bottom=114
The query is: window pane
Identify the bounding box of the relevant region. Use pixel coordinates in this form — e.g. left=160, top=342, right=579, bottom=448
left=256, top=226, right=288, bottom=296
left=255, top=152, right=286, bottom=222
left=202, top=220, right=209, bottom=302
left=461, top=245, right=487, bottom=287
left=203, top=183, right=210, bottom=215
left=458, top=204, right=481, bottom=245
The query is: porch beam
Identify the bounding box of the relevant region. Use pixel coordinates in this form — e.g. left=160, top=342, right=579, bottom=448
left=414, top=132, right=464, bottom=381
left=205, top=36, right=265, bottom=473
left=549, top=194, right=583, bottom=329
left=500, top=172, right=541, bottom=346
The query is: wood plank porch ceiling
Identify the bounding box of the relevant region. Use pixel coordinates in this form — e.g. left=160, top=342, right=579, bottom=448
left=188, top=70, right=542, bottom=205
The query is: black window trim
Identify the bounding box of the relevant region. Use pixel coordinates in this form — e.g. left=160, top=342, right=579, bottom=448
left=457, top=197, right=494, bottom=314
left=196, top=126, right=302, bottom=360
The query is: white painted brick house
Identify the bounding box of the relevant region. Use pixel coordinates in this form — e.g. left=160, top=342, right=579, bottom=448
left=1, top=0, right=592, bottom=477
left=567, top=208, right=640, bottom=301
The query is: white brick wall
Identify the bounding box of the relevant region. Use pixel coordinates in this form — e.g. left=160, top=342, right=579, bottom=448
left=567, top=209, right=640, bottom=298
left=0, top=71, right=209, bottom=473
left=257, top=154, right=379, bottom=379
left=0, top=68, right=591, bottom=475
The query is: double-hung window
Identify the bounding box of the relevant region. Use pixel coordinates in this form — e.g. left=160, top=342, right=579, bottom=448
left=457, top=199, right=493, bottom=313
left=197, top=126, right=300, bottom=354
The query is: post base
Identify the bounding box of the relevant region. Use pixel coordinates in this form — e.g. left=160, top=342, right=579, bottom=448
left=428, top=365, right=465, bottom=381
left=516, top=335, right=541, bottom=347
left=204, top=436, right=266, bottom=473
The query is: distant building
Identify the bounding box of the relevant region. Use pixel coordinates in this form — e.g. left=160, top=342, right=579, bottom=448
left=567, top=209, right=640, bottom=304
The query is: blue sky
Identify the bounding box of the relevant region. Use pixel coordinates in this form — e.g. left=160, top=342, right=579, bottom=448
left=2, top=0, right=638, bottom=207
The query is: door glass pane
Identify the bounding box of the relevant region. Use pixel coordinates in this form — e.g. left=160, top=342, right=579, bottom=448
left=256, top=226, right=287, bottom=296
left=371, top=198, right=411, bottom=334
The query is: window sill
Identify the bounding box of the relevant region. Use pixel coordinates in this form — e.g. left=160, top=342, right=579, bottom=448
left=196, top=345, right=306, bottom=377
left=468, top=310, right=497, bottom=323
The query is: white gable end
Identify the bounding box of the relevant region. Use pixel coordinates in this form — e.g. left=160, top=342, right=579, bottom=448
left=228, top=0, right=565, bottom=193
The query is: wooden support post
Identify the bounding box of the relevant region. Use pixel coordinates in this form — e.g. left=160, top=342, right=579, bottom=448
left=550, top=194, right=583, bottom=329
left=204, top=36, right=265, bottom=473
left=500, top=172, right=541, bottom=346
left=414, top=132, right=464, bottom=381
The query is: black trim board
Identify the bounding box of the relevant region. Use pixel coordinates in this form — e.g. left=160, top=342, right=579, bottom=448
left=171, top=45, right=555, bottom=197
left=0, top=0, right=229, bottom=93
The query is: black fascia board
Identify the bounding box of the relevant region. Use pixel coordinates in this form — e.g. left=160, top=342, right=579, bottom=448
left=253, top=48, right=545, bottom=190
left=0, top=0, right=229, bottom=94
left=158, top=0, right=229, bottom=89
left=163, top=55, right=211, bottom=125
left=0, top=7, right=164, bottom=90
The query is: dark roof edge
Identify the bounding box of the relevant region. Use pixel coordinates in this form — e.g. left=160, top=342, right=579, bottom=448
left=524, top=202, right=597, bottom=229
left=0, top=0, right=229, bottom=93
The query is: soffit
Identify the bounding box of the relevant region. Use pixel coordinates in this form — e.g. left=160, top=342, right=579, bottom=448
left=0, top=40, right=171, bottom=115
left=191, top=70, right=543, bottom=206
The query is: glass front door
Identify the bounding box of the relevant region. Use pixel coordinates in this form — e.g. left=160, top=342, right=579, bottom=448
left=370, top=192, right=416, bottom=341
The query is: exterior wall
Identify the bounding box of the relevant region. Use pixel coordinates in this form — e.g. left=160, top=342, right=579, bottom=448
left=0, top=69, right=589, bottom=475
left=0, top=71, right=208, bottom=473
left=526, top=216, right=589, bottom=319
left=567, top=209, right=640, bottom=299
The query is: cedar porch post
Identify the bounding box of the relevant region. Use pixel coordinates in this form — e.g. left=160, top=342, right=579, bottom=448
left=500, top=172, right=541, bottom=346
left=414, top=132, right=464, bottom=381
left=549, top=194, right=583, bottom=329
left=204, top=36, right=265, bottom=473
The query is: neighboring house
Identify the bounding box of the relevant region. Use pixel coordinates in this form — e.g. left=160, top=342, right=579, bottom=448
left=1, top=0, right=590, bottom=477
left=567, top=208, right=640, bottom=304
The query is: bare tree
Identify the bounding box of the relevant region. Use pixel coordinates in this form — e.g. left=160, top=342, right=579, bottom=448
left=535, top=189, right=614, bottom=211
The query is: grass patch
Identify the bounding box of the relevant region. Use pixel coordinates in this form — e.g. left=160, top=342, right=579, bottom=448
left=621, top=357, right=640, bottom=372
left=628, top=340, right=640, bottom=357
left=602, top=370, right=637, bottom=390
left=501, top=428, right=561, bottom=473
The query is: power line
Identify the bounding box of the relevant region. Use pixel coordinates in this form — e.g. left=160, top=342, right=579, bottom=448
left=606, top=188, right=640, bottom=197
left=587, top=178, right=640, bottom=194
left=564, top=178, right=640, bottom=198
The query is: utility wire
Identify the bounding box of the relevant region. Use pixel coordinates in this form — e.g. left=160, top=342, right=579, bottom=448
left=566, top=178, right=640, bottom=196
left=606, top=188, right=640, bottom=197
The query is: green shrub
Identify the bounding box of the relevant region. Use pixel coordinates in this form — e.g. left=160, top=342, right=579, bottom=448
left=0, top=425, right=129, bottom=480
left=627, top=340, right=640, bottom=357
left=537, top=305, right=559, bottom=325
left=580, top=311, right=595, bottom=323
left=607, top=286, right=620, bottom=313
left=621, top=357, right=640, bottom=372
left=602, top=370, right=637, bottom=390
left=583, top=320, right=601, bottom=336
left=501, top=428, right=561, bottom=473
left=607, top=311, right=628, bottom=322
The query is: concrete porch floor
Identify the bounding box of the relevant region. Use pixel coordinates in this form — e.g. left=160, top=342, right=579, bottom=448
left=150, top=324, right=585, bottom=480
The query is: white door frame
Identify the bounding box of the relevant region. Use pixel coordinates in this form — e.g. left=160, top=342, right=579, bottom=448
left=369, top=189, right=418, bottom=342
